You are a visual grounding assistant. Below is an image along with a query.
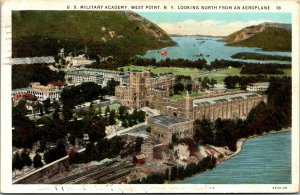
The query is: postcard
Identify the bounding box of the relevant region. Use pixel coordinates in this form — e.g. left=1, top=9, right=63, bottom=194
left=1, top=0, right=299, bottom=193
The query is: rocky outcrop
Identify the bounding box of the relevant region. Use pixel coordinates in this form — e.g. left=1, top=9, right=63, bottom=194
left=223, top=22, right=291, bottom=51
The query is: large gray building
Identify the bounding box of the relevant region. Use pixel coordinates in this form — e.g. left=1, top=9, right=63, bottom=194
left=65, top=68, right=129, bottom=86
left=148, top=115, right=193, bottom=144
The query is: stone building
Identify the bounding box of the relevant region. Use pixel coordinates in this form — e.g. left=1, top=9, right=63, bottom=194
left=161, top=92, right=267, bottom=121
left=115, top=70, right=175, bottom=109
left=148, top=115, right=193, bottom=145
left=115, top=71, right=267, bottom=121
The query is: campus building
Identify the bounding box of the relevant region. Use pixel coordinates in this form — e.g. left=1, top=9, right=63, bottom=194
left=12, top=82, right=62, bottom=101
left=65, top=68, right=129, bottom=86
left=148, top=115, right=193, bottom=144
left=115, top=71, right=267, bottom=121
left=65, top=55, right=95, bottom=67
left=161, top=92, right=267, bottom=121
left=246, top=82, right=270, bottom=92
left=115, top=70, right=176, bottom=109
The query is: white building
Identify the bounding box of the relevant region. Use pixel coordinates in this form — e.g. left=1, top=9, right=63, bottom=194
left=12, top=82, right=62, bottom=101
left=65, top=68, right=129, bottom=86
left=65, top=55, right=95, bottom=67
left=65, top=71, right=104, bottom=86
left=246, top=82, right=269, bottom=92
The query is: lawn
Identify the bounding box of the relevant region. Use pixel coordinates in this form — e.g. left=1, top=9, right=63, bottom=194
left=120, top=65, right=204, bottom=77
left=169, top=91, right=204, bottom=100
left=120, top=65, right=291, bottom=85
left=101, top=104, right=121, bottom=114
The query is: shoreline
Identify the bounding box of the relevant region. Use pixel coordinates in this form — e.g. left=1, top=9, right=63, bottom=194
left=227, top=128, right=291, bottom=162
left=173, top=128, right=291, bottom=184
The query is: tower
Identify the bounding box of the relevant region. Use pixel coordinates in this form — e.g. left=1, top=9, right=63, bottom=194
left=129, top=70, right=151, bottom=108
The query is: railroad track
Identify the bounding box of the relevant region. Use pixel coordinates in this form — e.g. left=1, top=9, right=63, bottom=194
left=51, top=156, right=134, bottom=184
left=82, top=162, right=133, bottom=183
left=50, top=160, right=117, bottom=184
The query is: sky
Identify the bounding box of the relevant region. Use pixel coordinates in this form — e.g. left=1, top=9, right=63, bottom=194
left=137, top=12, right=291, bottom=36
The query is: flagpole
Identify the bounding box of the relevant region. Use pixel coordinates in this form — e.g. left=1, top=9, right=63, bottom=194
left=160, top=50, right=162, bottom=61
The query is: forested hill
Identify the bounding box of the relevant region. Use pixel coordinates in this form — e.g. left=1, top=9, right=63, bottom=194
left=223, top=22, right=291, bottom=52
left=12, top=11, right=175, bottom=58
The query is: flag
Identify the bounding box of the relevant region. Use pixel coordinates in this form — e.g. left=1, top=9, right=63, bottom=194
left=160, top=51, right=167, bottom=57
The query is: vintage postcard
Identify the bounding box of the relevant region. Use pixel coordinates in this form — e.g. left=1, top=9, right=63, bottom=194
left=1, top=0, right=299, bottom=193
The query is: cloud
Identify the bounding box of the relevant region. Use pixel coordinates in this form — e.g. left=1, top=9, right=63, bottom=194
left=157, top=19, right=273, bottom=36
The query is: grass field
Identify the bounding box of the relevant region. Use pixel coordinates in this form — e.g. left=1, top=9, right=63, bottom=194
left=101, top=104, right=121, bottom=114
left=120, top=65, right=204, bottom=77
left=120, top=65, right=291, bottom=84
left=169, top=91, right=205, bottom=100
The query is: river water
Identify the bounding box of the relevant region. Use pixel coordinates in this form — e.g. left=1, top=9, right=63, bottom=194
left=143, top=36, right=291, bottom=64
left=176, top=131, right=291, bottom=184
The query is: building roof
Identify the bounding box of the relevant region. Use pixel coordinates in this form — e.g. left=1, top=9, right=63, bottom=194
left=51, top=81, right=65, bottom=86
left=248, top=82, right=270, bottom=86
left=134, top=154, right=146, bottom=159
left=193, top=92, right=260, bottom=106
left=150, top=115, right=192, bottom=127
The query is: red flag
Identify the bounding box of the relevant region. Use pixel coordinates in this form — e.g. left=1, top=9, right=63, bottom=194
left=160, top=51, right=167, bottom=57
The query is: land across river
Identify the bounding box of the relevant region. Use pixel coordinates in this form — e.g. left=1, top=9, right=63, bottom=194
left=231, top=52, right=292, bottom=62
left=175, top=129, right=291, bottom=184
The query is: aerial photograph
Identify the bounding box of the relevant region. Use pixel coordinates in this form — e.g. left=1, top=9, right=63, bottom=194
left=11, top=11, right=291, bottom=185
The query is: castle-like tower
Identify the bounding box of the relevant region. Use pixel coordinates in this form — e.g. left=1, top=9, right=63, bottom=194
left=115, top=70, right=175, bottom=109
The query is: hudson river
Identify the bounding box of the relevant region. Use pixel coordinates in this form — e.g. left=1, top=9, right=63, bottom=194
left=144, top=36, right=291, bottom=64
left=176, top=131, right=291, bottom=184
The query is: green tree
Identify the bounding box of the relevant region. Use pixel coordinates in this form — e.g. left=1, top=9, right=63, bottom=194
left=118, top=106, right=128, bottom=120
left=164, top=168, right=170, bottom=181
left=108, top=110, right=116, bottom=125
left=62, top=104, right=73, bottom=121
left=68, top=133, right=76, bottom=145
left=20, top=149, right=32, bottom=167
left=12, top=152, right=24, bottom=170
left=43, top=98, right=51, bottom=114
left=104, top=79, right=119, bottom=96
left=104, top=106, right=110, bottom=117
left=201, top=77, right=210, bottom=89
left=33, top=153, right=43, bottom=168
left=55, top=139, right=67, bottom=158
left=122, top=120, right=128, bottom=128
left=52, top=100, right=61, bottom=112
left=209, top=78, right=217, bottom=88
left=137, top=110, right=146, bottom=122
left=170, top=166, right=178, bottom=181
left=178, top=166, right=185, bottom=179
left=88, top=118, right=106, bottom=142
left=193, top=119, right=215, bottom=145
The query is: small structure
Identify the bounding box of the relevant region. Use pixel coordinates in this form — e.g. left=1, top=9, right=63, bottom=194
left=246, top=82, right=269, bottom=92
left=132, top=154, right=146, bottom=164
left=148, top=115, right=193, bottom=145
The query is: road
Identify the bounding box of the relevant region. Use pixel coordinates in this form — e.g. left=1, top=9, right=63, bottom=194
left=106, top=122, right=147, bottom=139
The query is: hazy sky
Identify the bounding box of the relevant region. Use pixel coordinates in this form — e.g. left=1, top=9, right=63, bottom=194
left=137, top=12, right=291, bottom=36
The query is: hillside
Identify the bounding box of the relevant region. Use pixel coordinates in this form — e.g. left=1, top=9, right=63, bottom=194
left=224, top=22, right=291, bottom=51
left=12, top=11, right=175, bottom=58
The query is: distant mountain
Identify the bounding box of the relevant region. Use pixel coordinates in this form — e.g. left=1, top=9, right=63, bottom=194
left=12, top=11, right=175, bottom=58
left=223, top=22, right=291, bottom=51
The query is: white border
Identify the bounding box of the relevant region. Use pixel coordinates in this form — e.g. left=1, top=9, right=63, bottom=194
left=1, top=0, right=299, bottom=193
